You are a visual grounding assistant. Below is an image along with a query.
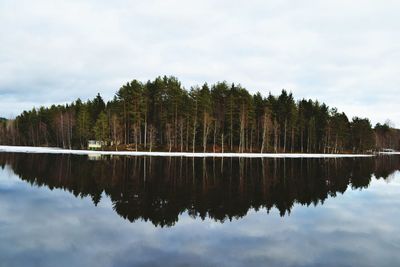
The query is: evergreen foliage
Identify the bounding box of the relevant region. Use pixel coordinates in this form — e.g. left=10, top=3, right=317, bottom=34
left=0, top=76, right=396, bottom=153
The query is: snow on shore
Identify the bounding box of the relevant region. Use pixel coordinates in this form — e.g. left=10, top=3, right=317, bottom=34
left=0, top=145, right=375, bottom=158
left=378, top=151, right=400, bottom=155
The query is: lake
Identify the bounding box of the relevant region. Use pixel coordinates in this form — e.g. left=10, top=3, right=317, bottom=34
left=0, top=152, right=399, bottom=267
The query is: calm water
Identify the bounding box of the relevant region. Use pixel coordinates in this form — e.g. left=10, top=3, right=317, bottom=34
left=0, top=153, right=400, bottom=267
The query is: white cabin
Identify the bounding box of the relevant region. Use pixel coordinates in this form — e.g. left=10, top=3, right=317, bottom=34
left=88, top=140, right=103, bottom=150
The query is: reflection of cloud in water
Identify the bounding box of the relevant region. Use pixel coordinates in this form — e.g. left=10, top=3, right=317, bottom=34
left=2, top=153, right=400, bottom=225
left=0, top=154, right=399, bottom=266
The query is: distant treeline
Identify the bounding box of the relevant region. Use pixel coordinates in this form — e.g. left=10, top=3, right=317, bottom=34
left=0, top=76, right=399, bottom=152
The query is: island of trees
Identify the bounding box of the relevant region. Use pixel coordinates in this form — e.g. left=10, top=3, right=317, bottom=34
left=0, top=76, right=399, bottom=153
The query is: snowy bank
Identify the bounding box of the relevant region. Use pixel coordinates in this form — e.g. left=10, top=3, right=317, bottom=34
left=378, top=151, right=400, bottom=155
left=0, top=145, right=375, bottom=158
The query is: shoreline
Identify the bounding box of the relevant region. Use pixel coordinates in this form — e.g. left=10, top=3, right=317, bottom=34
left=0, top=145, right=383, bottom=158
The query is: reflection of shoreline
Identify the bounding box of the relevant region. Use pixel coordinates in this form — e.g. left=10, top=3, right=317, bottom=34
left=1, top=153, right=399, bottom=227
left=0, top=145, right=375, bottom=158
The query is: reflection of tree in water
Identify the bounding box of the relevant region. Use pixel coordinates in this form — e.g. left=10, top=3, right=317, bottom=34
left=0, top=153, right=399, bottom=227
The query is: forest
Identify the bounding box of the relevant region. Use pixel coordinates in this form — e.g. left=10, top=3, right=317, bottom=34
left=0, top=76, right=398, bottom=153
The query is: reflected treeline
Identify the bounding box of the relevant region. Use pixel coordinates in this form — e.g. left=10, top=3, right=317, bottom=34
left=0, top=153, right=399, bottom=227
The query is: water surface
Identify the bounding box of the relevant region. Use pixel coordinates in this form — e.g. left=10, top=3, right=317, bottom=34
left=0, top=153, right=399, bottom=267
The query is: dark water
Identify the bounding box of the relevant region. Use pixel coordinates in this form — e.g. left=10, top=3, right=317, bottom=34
left=0, top=153, right=399, bottom=267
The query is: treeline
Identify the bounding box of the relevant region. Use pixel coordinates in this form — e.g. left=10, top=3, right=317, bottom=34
left=0, top=76, right=398, bottom=153
left=374, top=123, right=400, bottom=151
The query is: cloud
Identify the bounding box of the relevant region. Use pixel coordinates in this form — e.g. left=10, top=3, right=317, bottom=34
left=0, top=0, right=399, bottom=126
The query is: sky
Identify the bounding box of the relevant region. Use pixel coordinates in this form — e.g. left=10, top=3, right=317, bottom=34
left=0, top=0, right=399, bottom=126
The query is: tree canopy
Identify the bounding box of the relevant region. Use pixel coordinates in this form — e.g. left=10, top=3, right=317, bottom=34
left=0, top=76, right=397, bottom=153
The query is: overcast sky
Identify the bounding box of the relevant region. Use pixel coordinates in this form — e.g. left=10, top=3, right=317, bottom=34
left=0, top=0, right=399, bottom=126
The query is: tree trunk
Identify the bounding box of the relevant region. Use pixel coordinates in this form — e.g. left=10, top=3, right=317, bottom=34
left=60, top=113, right=65, bottom=148
left=291, top=127, right=294, bottom=153
left=283, top=119, right=287, bottom=153
left=250, top=125, right=253, bottom=152
left=180, top=119, right=184, bottom=152
left=123, top=101, right=127, bottom=144
left=301, top=128, right=304, bottom=153
left=273, top=126, right=276, bottom=153
left=192, top=102, right=197, bottom=153
left=261, top=113, right=268, bottom=153
left=230, top=98, right=233, bottom=151
left=186, top=117, right=189, bottom=151
left=221, top=133, right=224, bottom=153
left=144, top=112, right=147, bottom=149
left=213, top=120, right=217, bottom=153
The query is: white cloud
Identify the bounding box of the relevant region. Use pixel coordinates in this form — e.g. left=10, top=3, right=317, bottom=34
left=0, top=0, right=399, bottom=126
